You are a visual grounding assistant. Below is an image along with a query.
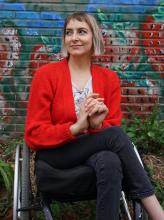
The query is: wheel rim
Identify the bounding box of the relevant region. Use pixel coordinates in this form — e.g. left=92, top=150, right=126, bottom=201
left=13, top=144, right=21, bottom=220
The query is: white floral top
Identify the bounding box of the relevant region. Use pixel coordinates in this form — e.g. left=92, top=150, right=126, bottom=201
left=72, top=77, right=92, bottom=116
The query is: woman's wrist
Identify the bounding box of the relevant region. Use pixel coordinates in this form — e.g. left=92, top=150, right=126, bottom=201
left=70, top=121, right=87, bottom=135
left=89, top=121, right=102, bottom=129
left=70, top=123, right=80, bottom=135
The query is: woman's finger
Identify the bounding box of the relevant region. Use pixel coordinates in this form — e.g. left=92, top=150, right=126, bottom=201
left=98, top=105, right=109, bottom=114
left=85, top=99, right=97, bottom=111
left=87, top=93, right=100, bottom=99
left=85, top=98, right=103, bottom=109
left=88, top=104, right=100, bottom=116
left=85, top=93, right=99, bottom=103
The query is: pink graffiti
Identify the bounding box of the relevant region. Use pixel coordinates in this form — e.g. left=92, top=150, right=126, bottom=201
left=100, top=29, right=141, bottom=71
left=29, top=44, right=62, bottom=76
left=141, top=16, right=164, bottom=74
left=29, top=44, right=50, bottom=76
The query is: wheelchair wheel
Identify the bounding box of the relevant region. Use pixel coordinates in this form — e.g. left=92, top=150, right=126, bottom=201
left=119, top=191, right=149, bottom=220
left=13, top=144, right=21, bottom=220
left=133, top=201, right=149, bottom=220
left=13, top=144, right=31, bottom=220
left=20, top=143, right=31, bottom=220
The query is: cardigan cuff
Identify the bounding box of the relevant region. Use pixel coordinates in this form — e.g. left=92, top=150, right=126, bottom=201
left=64, top=122, right=77, bottom=140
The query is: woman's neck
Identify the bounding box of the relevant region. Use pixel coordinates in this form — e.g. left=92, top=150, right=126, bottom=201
left=68, top=56, right=91, bottom=75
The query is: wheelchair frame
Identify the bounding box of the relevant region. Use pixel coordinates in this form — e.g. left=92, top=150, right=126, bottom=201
left=13, top=143, right=149, bottom=220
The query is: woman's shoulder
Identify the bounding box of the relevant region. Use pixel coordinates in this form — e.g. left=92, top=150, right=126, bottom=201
left=35, top=59, right=64, bottom=73
left=93, top=63, right=120, bottom=81
left=33, top=59, right=65, bottom=78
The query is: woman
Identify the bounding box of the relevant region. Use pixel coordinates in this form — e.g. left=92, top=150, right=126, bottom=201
left=25, top=12, right=164, bottom=220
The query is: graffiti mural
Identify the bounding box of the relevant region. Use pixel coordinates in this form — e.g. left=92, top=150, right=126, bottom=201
left=0, top=0, right=163, bottom=141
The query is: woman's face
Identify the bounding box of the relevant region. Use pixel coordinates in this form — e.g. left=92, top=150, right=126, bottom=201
left=64, top=19, right=93, bottom=58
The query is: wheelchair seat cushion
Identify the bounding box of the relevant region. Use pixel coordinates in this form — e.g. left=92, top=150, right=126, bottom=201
left=35, top=160, right=97, bottom=200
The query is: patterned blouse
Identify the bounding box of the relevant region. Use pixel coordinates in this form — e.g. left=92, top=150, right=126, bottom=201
left=72, top=77, right=92, bottom=116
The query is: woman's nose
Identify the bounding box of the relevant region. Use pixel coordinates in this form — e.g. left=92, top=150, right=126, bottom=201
left=72, top=32, right=78, bottom=40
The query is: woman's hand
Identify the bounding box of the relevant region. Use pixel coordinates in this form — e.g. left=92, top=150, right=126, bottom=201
left=85, top=93, right=109, bottom=129
left=70, top=101, right=89, bottom=135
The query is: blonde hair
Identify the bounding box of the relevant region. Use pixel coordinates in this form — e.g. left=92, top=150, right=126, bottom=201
left=61, top=12, right=104, bottom=57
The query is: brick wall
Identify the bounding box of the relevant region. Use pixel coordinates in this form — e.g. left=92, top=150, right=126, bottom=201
left=0, top=0, right=163, bottom=142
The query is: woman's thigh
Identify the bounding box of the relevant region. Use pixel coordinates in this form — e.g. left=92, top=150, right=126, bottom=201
left=35, top=127, right=124, bottom=169
left=35, top=126, right=154, bottom=199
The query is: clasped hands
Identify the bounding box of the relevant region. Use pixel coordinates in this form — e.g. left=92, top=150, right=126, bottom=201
left=70, top=93, right=109, bottom=135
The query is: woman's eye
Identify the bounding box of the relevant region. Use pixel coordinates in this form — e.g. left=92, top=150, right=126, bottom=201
left=79, top=29, right=87, bottom=34
left=65, top=30, right=72, bottom=36
left=65, top=29, right=87, bottom=36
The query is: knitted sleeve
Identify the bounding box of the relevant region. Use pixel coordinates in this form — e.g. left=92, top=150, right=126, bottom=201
left=24, top=65, right=76, bottom=151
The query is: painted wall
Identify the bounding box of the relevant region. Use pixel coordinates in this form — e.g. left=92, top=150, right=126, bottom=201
left=0, top=0, right=163, bottom=142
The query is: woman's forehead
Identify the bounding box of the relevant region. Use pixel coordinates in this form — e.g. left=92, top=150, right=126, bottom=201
left=66, top=19, right=90, bottom=29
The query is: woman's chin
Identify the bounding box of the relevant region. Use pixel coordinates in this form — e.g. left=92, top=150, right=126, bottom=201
left=69, top=52, right=91, bottom=58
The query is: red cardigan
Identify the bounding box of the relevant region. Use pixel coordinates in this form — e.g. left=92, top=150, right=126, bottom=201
left=25, top=58, right=122, bottom=150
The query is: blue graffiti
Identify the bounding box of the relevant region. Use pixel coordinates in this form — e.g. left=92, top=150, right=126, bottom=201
left=0, top=3, right=63, bottom=31
left=86, top=0, right=161, bottom=13
left=87, top=0, right=160, bottom=5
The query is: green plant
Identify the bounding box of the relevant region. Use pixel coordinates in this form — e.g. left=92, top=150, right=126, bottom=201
left=146, top=164, right=164, bottom=208
left=122, top=104, right=164, bottom=154
left=0, top=160, right=14, bottom=196
left=122, top=105, right=164, bottom=208
left=36, top=201, right=96, bottom=220
left=0, top=159, right=14, bottom=216
left=0, top=136, right=23, bottom=217
left=0, top=136, right=24, bottom=161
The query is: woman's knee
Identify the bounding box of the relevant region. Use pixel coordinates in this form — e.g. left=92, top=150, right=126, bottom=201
left=87, top=151, right=123, bottom=186
left=87, top=151, right=122, bottom=173
left=101, top=151, right=122, bottom=171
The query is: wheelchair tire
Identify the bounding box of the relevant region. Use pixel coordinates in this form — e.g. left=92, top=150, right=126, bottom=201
left=13, top=144, right=21, bottom=220
left=133, top=201, right=143, bottom=220
left=142, top=209, right=149, bottom=220
left=20, top=143, right=31, bottom=220
left=133, top=201, right=149, bottom=220
left=119, top=191, right=149, bottom=220
left=119, top=191, right=133, bottom=220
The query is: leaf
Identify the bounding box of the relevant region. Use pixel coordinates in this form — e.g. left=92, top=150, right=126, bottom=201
left=127, top=132, right=136, bottom=138
left=147, top=131, right=155, bottom=138
left=0, top=166, right=11, bottom=194
left=0, top=160, right=14, bottom=195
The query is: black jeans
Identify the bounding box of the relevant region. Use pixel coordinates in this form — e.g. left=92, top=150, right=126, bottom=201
left=36, top=126, right=154, bottom=220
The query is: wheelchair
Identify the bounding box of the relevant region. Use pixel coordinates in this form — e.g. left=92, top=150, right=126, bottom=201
left=13, top=142, right=149, bottom=220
